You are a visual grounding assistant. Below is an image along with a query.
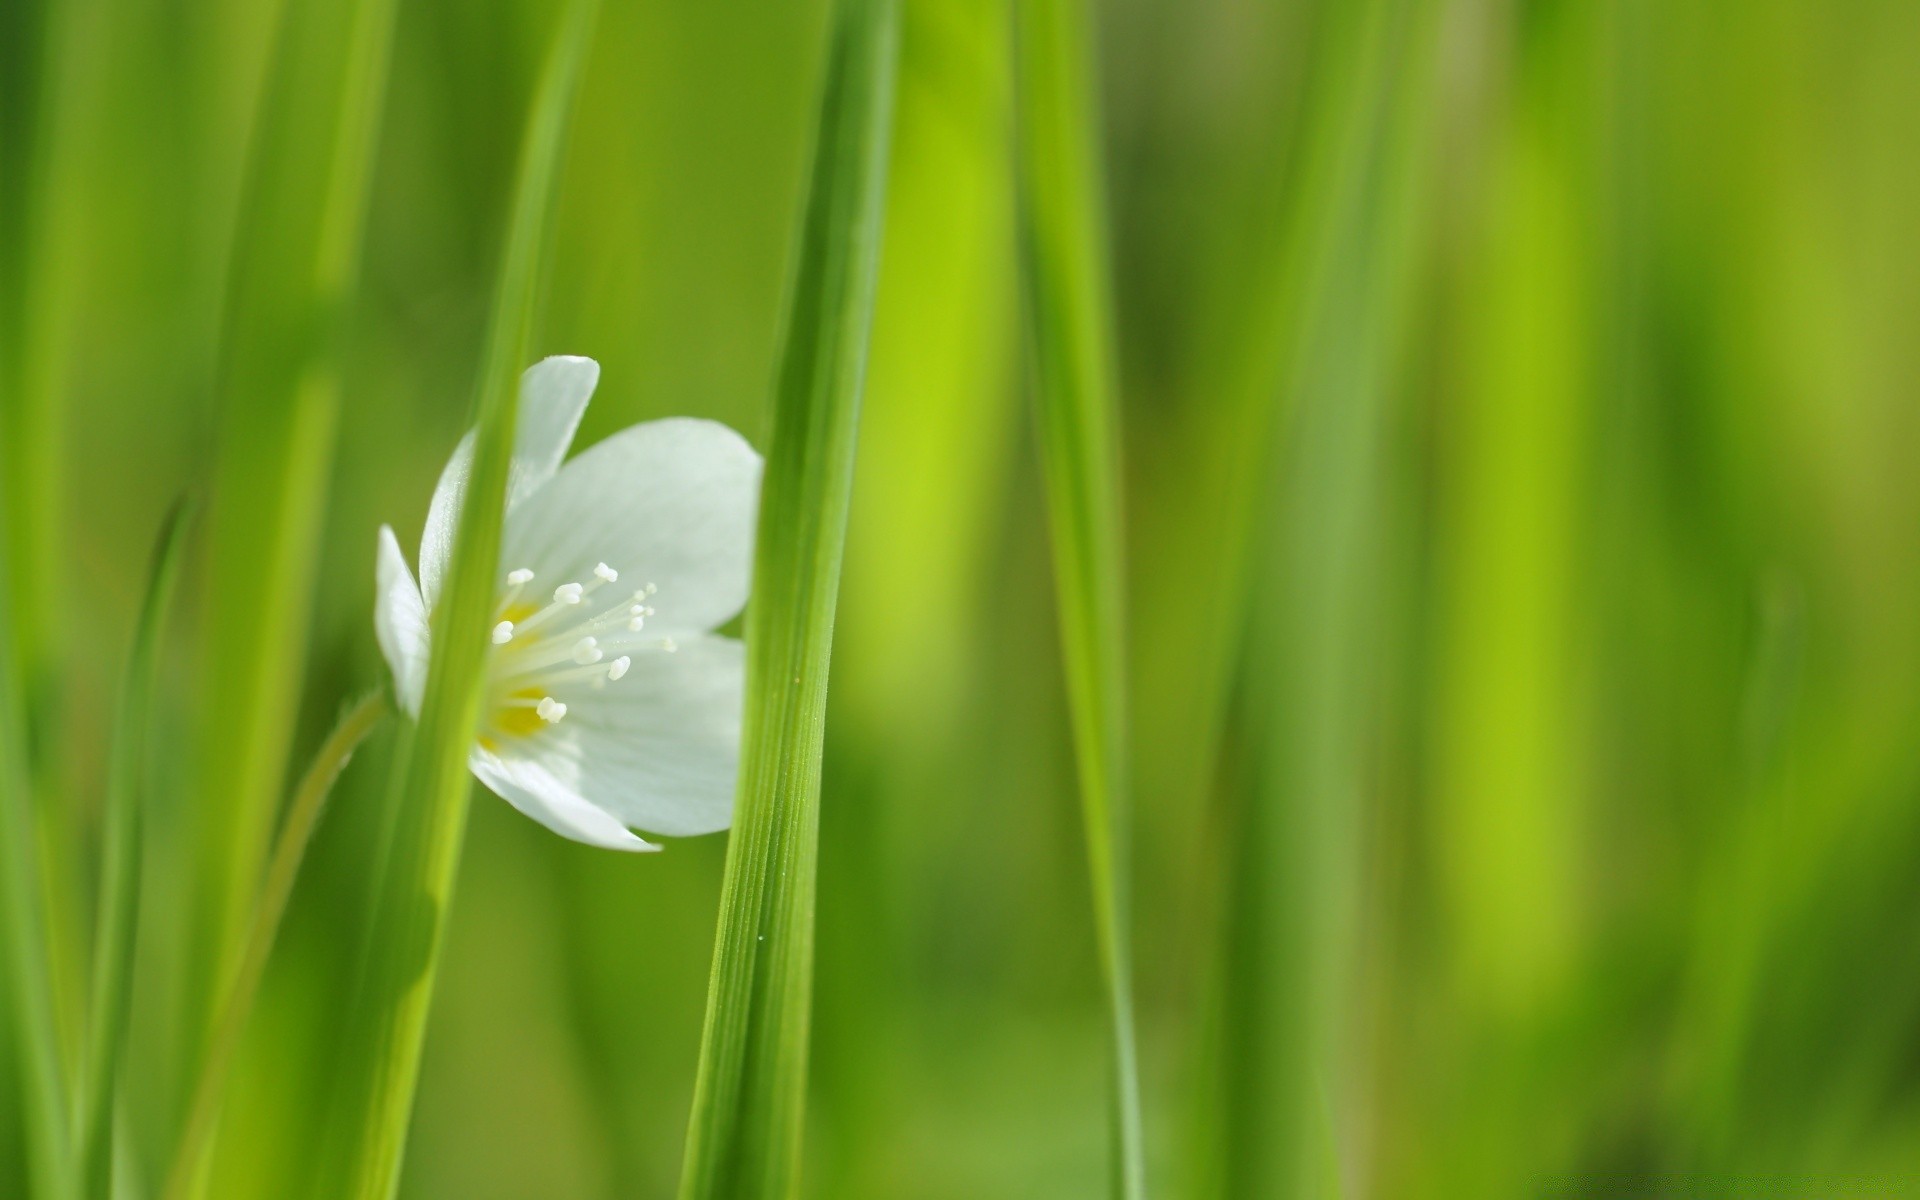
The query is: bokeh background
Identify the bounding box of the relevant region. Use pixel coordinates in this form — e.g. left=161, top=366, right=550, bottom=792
left=4, top=0, right=1920, bottom=1196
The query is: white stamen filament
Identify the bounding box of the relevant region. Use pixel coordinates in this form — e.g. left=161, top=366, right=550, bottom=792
left=484, top=562, right=664, bottom=737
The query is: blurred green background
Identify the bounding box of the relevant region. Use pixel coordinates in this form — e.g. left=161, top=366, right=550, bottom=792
left=4, top=0, right=1920, bottom=1195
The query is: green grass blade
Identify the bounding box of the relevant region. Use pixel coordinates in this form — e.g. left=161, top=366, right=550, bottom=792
left=1008, top=0, right=1145, bottom=1194
left=318, top=2, right=600, bottom=1194
left=0, top=488, right=73, bottom=1200
left=0, top=0, right=105, bottom=705
left=162, top=689, right=391, bottom=1200
left=77, top=496, right=195, bottom=1200
left=1221, top=0, right=1441, bottom=1193
left=675, top=0, right=899, bottom=1193
left=188, top=0, right=400, bottom=1035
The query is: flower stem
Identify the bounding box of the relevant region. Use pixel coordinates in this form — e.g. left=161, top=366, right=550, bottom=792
left=162, top=688, right=392, bottom=1200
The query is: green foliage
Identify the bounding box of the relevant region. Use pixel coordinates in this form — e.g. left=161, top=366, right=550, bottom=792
left=676, top=0, right=898, bottom=1195
left=187, top=0, right=401, bottom=1087
left=78, top=498, right=195, bottom=1200
left=4, top=0, right=1920, bottom=1196
left=1008, top=0, right=1145, bottom=1193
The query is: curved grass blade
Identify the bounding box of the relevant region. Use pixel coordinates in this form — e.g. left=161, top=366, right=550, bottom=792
left=316, top=1, right=601, bottom=1194
left=77, top=496, right=196, bottom=1200
left=676, top=0, right=899, bottom=1194
left=1007, top=0, right=1145, bottom=1193
left=188, top=0, right=401, bottom=1045
left=162, top=688, right=391, bottom=1200
left=0, top=488, right=73, bottom=1199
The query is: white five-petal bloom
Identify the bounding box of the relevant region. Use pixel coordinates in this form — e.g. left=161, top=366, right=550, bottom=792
left=373, top=356, right=762, bottom=852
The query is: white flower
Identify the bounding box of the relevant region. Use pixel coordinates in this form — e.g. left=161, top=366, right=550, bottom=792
left=373, top=356, right=762, bottom=852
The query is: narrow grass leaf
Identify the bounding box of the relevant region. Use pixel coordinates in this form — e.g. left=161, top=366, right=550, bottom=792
left=318, top=2, right=600, bottom=1194
left=0, top=490, right=73, bottom=1200
left=1222, top=0, right=1441, bottom=1194
left=162, top=689, right=391, bottom=1200
left=676, top=0, right=899, bottom=1194
left=0, top=0, right=106, bottom=704
left=1008, top=0, right=1145, bottom=1193
left=77, top=496, right=195, bottom=1200
left=188, top=0, right=401, bottom=1040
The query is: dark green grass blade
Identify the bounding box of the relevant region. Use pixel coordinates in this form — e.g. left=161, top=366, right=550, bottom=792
left=316, top=1, right=600, bottom=1194
left=1007, top=0, right=1146, bottom=1193
left=77, top=497, right=195, bottom=1200
left=676, top=0, right=899, bottom=1194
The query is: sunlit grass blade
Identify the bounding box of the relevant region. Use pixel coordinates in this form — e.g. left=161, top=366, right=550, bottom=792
left=317, top=1, right=600, bottom=1194
left=1007, top=0, right=1145, bottom=1193
left=162, top=688, right=391, bottom=1200
left=0, top=0, right=105, bottom=706
left=0, top=495, right=73, bottom=1200
left=76, top=496, right=194, bottom=1200
left=676, top=0, right=898, bottom=1193
left=1219, top=0, right=1441, bottom=1193
left=1, top=0, right=112, bottom=1109
left=187, top=0, right=401, bottom=1047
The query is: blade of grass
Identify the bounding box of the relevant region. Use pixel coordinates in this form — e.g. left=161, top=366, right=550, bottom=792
left=0, top=486, right=73, bottom=1200
left=316, top=1, right=600, bottom=1194
left=675, top=0, right=898, bottom=1193
left=1007, top=0, right=1145, bottom=1194
left=2, top=0, right=112, bottom=1106
left=162, top=688, right=391, bottom=1200
left=187, top=0, right=400, bottom=1056
left=76, top=496, right=195, bottom=1200
left=1, top=0, right=104, bottom=707
left=1220, top=0, right=1440, bottom=1193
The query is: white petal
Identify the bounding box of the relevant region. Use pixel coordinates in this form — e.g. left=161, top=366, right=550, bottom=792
left=501, top=419, right=762, bottom=635
left=469, top=746, right=660, bottom=852
left=486, top=634, right=745, bottom=838
left=420, top=356, right=601, bottom=606
left=373, top=525, right=430, bottom=717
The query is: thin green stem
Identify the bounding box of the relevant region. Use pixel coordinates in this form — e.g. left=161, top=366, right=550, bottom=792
left=162, top=688, right=392, bottom=1200
left=77, top=497, right=195, bottom=1200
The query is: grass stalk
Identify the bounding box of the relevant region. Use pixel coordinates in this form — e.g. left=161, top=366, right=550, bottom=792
left=1007, top=0, right=1146, bottom=1193
left=162, top=689, right=392, bottom=1200
left=0, top=490, right=72, bottom=1200
left=675, top=0, right=899, bottom=1194
left=1, top=0, right=105, bottom=704
left=1220, top=0, right=1441, bottom=1193
left=76, top=498, right=195, bottom=1200
left=189, top=0, right=400, bottom=1039
left=316, top=2, right=600, bottom=1194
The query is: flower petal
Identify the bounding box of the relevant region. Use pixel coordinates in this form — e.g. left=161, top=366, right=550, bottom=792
left=501, top=418, right=761, bottom=635
left=421, top=356, right=601, bottom=606
left=374, top=525, right=431, bottom=717
left=469, top=746, right=661, bottom=852
left=484, top=633, right=745, bottom=839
